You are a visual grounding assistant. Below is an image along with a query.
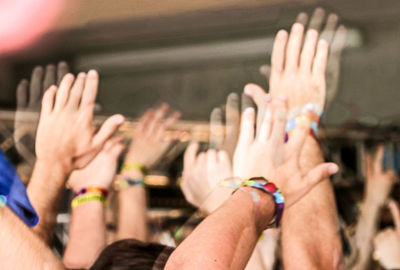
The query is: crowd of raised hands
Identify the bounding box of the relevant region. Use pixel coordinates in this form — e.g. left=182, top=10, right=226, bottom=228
left=1, top=7, right=399, bottom=270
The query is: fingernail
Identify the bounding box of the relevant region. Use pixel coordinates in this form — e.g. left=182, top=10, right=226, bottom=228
left=78, top=72, right=86, bottom=78
left=244, top=85, right=253, bottom=95
left=88, top=70, right=98, bottom=77
left=115, top=115, right=125, bottom=124
left=292, top=23, right=303, bottom=32
left=277, top=30, right=287, bottom=39
left=245, top=107, right=255, bottom=116
left=307, top=29, right=318, bottom=38
left=319, top=39, right=328, bottom=47
left=278, top=95, right=287, bottom=102
left=328, top=164, right=339, bottom=174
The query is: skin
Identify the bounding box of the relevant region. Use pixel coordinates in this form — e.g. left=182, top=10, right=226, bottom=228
left=14, top=62, right=69, bottom=179
left=254, top=17, right=343, bottom=270
left=352, top=146, right=397, bottom=270
left=166, top=95, right=338, bottom=269
left=63, top=137, right=125, bottom=269
left=117, top=104, right=181, bottom=241
left=373, top=200, right=400, bottom=269
left=28, top=70, right=124, bottom=244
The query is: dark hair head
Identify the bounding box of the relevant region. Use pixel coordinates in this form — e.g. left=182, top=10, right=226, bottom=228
left=90, top=239, right=174, bottom=270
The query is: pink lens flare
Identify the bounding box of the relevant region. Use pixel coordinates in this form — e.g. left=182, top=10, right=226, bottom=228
left=0, top=0, right=66, bottom=54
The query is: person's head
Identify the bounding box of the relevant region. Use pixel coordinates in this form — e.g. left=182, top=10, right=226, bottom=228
left=90, top=239, right=174, bottom=270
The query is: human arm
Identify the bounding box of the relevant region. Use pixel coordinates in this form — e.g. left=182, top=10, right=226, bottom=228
left=116, top=104, right=181, bottom=241
left=255, top=11, right=345, bottom=269
left=63, top=137, right=125, bottom=269
left=28, top=71, right=124, bottom=244
left=0, top=207, right=65, bottom=270
left=352, top=146, right=396, bottom=270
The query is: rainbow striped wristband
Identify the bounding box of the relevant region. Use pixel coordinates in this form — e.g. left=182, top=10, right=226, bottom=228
left=235, top=177, right=284, bottom=228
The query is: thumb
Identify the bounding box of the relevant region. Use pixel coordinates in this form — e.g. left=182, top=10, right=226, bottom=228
left=305, top=162, right=339, bottom=187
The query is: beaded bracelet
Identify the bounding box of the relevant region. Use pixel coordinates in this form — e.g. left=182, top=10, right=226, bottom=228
left=121, top=162, right=148, bottom=175
left=73, top=187, right=108, bottom=199
left=115, top=176, right=145, bottom=190
left=0, top=195, right=7, bottom=208
left=71, top=193, right=106, bottom=209
left=285, top=114, right=319, bottom=142
left=234, top=177, right=284, bottom=227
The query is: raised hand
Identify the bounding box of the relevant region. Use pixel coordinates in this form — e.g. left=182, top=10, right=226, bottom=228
left=181, top=142, right=232, bottom=212
left=260, top=8, right=347, bottom=111
left=124, top=103, right=181, bottom=169
left=373, top=200, right=400, bottom=269
left=233, top=97, right=338, bottom=207
left=14, top=62, right=69, bottom=160
left=35, top=70, right=125, bottom=171
left=67, top=136, right=125, bottom=192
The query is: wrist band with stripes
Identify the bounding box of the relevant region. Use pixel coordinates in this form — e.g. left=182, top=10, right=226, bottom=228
left=115, top=176, right=145, bottom=190
left=73, top=187, right=108, bottom=199
left=71, top=193, right=106, bottom=208
left=121, top=162, right=147, bottom=175
left=234, top=177, right=284, bottom=228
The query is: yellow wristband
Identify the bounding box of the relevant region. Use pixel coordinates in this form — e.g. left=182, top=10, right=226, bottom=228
left=121, top=162, right=147, bottom=175
left=71, top=193, right=106, bottom=209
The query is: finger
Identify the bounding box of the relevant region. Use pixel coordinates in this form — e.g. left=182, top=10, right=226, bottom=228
left=257, top=104, right=273, bottom=142
left=285, top=23, right=304, bottom=72
left=286, top=117, right=310, bottom=158
left=300, top=29, right=319, bottom=73
left=155, top=111, right=181, bottom=140
left=218, top=150, right=232, bottom=173
left=237, top=108, right=255, bottom=146
left=67, top=72, right=86, bottom=108
left=269, top=99, right=287, bottom=146
left=137, top=109, right=155, bottom=133
left=305, top=162, right=339, bottom=188
left=330, top=25, right=347, bottom=57
left=41, top=86, right=57, bottom=116
left=312, top=39, right=329, bottom=78
left=184, top=142, right=199, bottom=169
left=53, top=73, right=75, bottom=111
left=209, top=107, right=224, bottom=149
left=196, top=152, right=207, bottom=169
left=388, top=199, right=400, bottom=233
left=259, top=64, right=271, bottom=80
left=16, top=79, right=29, bottom=109
left=147, top=103, right=169, bottom=134
left=79, top=70, right=99, bottom=109
left=225, top=93, right=240, bottom=146
left=29, top=66, right=44, bottom=107
left=207, top=149, right=218, bottom=169
left=241, top=92, right=255, bottom=112
left=271, top=30, right=289, bottom=74
left=320, top=13, right=339, bottom=44
left=244, top=84, right=269, bottom=136
left=295, top=12, right=309, bottom=26
left=308, top=7, right=326, bottom=32
left=43, top=64, right=56, bottom=92
left=374, top=144, right=385, bottom=174
left=92, top=114, right=125, bottom=148
left=57, top=61, right=69, bottom=85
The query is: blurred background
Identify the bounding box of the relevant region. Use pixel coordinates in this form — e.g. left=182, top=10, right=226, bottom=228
left=1, top=0, right=400, bottom=257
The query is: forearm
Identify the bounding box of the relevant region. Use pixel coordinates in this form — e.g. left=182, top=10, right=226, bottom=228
left=63, top=202, right=106, bottom=269
left=116, top=169, right=148, bottom=241
left=0, top=207, right=64, bottom=270
left=27, top=159, right=70, bottom=244
left=282, top=137, right=342, bottom=270
left=352, top=198, right=381, bottom=269
left=165, top=189, right=275, bottom=270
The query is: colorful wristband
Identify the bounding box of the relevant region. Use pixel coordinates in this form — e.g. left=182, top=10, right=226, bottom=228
left=73, top=187, right=108, bottom=199
left=121, top=162, right=147, bottom=175
left=115, top=176, right=145, bottom=190
left=235, top=177, right=284, bottom=227
left=285, top=114, right=318, bottom=142
left=0, top=195, right=7, bottom=208
left=71, top=193, right=106, bottom=209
